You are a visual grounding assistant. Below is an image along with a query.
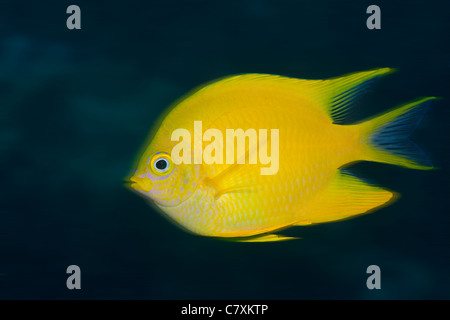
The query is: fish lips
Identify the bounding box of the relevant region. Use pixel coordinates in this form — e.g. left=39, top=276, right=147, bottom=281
left=128, top=175, right=153, bottom=193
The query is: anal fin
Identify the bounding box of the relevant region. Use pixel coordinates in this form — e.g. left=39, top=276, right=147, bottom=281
left=296, top=169, right=397, bottom=225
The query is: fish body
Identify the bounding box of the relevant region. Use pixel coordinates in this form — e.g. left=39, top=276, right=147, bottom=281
left=129, top=68, right=435, bottom=242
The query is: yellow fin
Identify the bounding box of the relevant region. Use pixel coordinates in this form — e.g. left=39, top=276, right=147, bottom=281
left=315, top=67, right=395, bottom=123
left=225, top=234, right=299, bottom=242
left=204, top=139, right=261, bottom=199
left=300, top=169, right=396, bottom=225
left=293, top=221, right=313, bottom=226
left=358, top=97, right=437, bottom=170
left=202, top=68, right=394, bottom=124
left=204, top=164, right=257, bottom=200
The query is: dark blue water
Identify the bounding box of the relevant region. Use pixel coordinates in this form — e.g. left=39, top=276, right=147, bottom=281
left=1, top=0, right=449, bottom=299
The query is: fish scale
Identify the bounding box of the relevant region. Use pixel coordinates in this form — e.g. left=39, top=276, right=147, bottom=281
left=129, top=68, right=435, bottom=242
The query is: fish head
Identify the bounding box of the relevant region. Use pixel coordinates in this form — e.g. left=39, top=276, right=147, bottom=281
left=129, top=147, right=201, bottom=207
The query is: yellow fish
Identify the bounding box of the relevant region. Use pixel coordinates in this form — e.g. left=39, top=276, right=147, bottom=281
left=128, top=68, right=435, bottom=242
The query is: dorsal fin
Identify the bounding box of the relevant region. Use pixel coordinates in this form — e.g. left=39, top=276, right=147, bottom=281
left=309, top=68, right=396, bottom=124
left=208, top=68, right=395, bottom=124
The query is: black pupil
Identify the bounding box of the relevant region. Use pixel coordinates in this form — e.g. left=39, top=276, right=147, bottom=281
left=155, top=159, right=167, bottom=170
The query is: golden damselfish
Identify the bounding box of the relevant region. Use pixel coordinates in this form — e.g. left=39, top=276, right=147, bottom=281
left=129, top=68, right=435, bottom=242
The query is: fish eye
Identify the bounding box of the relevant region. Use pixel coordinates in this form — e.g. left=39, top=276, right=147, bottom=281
left=150, top=153, right=173, bottom=176
left=154, top=158, right=169, bottom=171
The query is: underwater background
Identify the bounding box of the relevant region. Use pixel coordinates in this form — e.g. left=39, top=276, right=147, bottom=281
left=1, top=0, right=449, bottom=299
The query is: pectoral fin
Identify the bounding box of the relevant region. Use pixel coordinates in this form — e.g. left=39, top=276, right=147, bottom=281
left=204, top=162, right=259, bottom=200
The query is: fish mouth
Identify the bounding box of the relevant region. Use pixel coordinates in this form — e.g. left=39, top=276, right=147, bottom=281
left=128, top=175, right=153, bottom=193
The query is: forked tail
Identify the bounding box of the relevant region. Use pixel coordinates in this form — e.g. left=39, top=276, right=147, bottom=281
left=359, top=97, right=437, bottom=170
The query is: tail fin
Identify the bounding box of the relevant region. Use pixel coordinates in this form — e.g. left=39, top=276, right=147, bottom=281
left=359, top=97, right=436, bottom=170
